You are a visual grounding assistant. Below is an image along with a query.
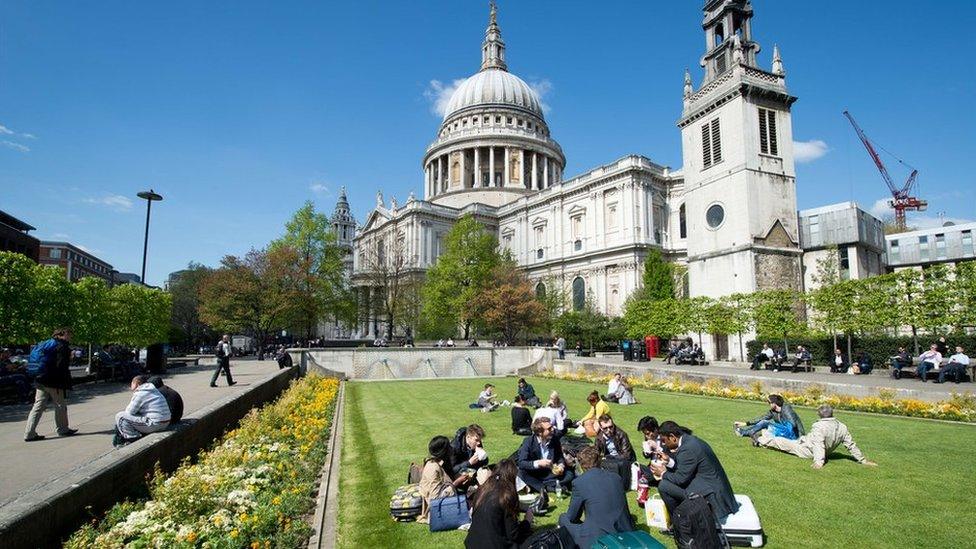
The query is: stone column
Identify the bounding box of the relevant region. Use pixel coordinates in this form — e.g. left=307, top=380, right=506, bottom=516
left=474, top=147, right=481, bottom=187
left=532, top=152, right=538, bottom=190
left=437, top=156, right=443, bottom=194
left=489, top=147, right=495, bottom=187
left=543, top=156, right=549, bottom=188
left=425, top=164, right=431, bottom=197
left=460, top=148, right=466, bottom=188
left=503, top=147, right=510, bottom=187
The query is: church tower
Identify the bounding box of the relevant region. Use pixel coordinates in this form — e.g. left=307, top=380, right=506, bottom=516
left=678, top=0, right=801, bottom=298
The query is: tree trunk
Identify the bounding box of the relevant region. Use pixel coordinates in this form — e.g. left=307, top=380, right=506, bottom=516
left=738, top=331, right=744, bottom=362
left=911, top=325, right=919, bottom=355
left=846, top=333, right=853, bottom=362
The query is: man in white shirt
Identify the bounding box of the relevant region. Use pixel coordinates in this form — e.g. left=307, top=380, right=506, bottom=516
left=210, top=334, right=236, bottom=387
left=937, top=346, right=970, bottom=384
left=915, top=344, right=943, bottom=382
left=751, top=343, right=775, bottom=370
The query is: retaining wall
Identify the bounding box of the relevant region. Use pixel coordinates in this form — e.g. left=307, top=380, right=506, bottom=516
left=289, top=347, right=552, bottom=380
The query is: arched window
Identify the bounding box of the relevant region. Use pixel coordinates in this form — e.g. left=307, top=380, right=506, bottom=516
left=535, top=282, right=547, bottom=300
left=679, top=204, right=687, bottom=239
left=572, top=277, right=586, bottom=311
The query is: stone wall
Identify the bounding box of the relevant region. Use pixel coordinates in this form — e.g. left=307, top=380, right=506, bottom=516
left=291, top=347, right=552, bottom=380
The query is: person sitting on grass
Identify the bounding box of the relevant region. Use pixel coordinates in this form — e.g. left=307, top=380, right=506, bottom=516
left=605, top=373, right=637, bottom=405
left=757, top=405, right=877, bottom=469
left=751, top=343, right=775, bottom=370
left=451, top=424, right=489, bottom=484
left=516, top=417, right=575, bottom=493
left=851, top=351, right=873, bottom=375
left=558, top=446, right=634, bottom=549
left=733, top=394, right=805, bottom=444
left=916, top=344, right=943, bottom=382
left=114, top=375, right=171, bottom=447
left=418, top=435, right=471, bottom=525
left=890, top=347, right=913, bottom=378
left=830, top=348, right=849, bottom=373
left=534, top=391, right=569, bottom=439
left=576, top=391, right=611, bottom=436
left=464, top=459, right=533, bottom=549
left=477, top=383, right=500, bottom=412
left=638, top=416, right=664, bottom=460
left=516, top=378, right=541, bottom=408
left=790, top=345, right=812, bottom=373
left=511, top=396, right=533, bottom=436
left=594, top=415, right=636, bottom=490
left=648, top=421, right=739, bottom=521
left=936, top=346, right=970, bottom=384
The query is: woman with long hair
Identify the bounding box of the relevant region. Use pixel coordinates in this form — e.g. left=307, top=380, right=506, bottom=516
left=418, top=435, right=469, bottom=524
left=465, top=459, right=531, bottom=548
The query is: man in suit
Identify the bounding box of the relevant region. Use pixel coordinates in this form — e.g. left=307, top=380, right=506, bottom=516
left=649, top=421, right=739, bottom=521
left=516, top=417, right=575, bottom=492
left=558, top=446, right=634, bottom=549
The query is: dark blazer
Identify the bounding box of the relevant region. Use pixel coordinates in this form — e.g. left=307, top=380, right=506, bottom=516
left=37, top=339, right=73, bottom=390
left=451, top=427, right=488, bottom=476
left=661, top=434, right=739, bottom=520
left=516, top=435, right=565, bottom=474
left=511, top=406, right=532, bottom=435
left=560, top=468, right=634, bottom=549
left=464, top=491, right=530, bottom=549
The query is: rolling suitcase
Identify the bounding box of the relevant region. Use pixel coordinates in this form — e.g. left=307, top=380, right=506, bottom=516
left=389, top=483, right=423, bottom=521
left=719, top=495, right=765, bottom=547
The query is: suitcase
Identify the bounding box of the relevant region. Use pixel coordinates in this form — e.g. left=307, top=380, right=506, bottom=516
left=591, top=531, right=666, bottom=548
left=645, top=494, right=765, bottom=548
left=719, top=495, right=764, bottom=547
left=389, top=483, right=423, bottom=521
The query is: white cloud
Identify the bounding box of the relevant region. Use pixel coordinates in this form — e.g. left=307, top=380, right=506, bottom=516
left=793, top=139, right=829, bottom=163
left=423, top=79, right=466, bottom=118
left=21, top=133, right=36, bottom=140
left=528, top=79, right=553, bottom=114
left=868, top=197, right=891, bottom=219
left=84, top=194, right=133, bottom=211
left=2, top=140, right=30, bottom=153
left=309, top=182, right=329, bottom=194
left=0, top=124, right=13, bottom=135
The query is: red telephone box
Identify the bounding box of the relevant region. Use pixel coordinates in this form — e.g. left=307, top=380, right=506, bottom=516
left=644, top=336, right=659, bottom=359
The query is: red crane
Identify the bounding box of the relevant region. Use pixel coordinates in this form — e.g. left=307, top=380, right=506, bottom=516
left=843, top=110, right=927, bottom=229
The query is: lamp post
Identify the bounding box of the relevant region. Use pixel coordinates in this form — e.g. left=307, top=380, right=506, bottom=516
left=136, top=189, right=163, bottom=284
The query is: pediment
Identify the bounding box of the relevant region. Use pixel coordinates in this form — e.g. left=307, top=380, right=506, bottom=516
left=567, top=204, right=587, bottom=217
left=756, top=219, right=797, bottom=247
left=531, top=216, right=548, bottom=228
left=361, top=208, right=391, bottom=233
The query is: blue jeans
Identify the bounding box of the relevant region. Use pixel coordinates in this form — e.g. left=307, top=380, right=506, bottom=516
left=737, top=419, right=773, bottom=437
left=938, top=363, right=967, bottom=383
left=917, top=361, right=936, bottom=380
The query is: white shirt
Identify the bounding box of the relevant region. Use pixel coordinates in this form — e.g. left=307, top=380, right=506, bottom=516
left=835, top=355, right=843, bottom=365
left=919, top=350, right=942, bottom=363
left=762, top=348, right=775, bottom=358
left=478, top=389, right=493, bottom=401
left=949, top=353, right=970, bottom=365
left=534, top=405, right=567, bottom=431
left=608, top=378, right=622, bottom=395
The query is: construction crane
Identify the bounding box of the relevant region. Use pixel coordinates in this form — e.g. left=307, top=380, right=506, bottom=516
left=843, top=110, right=927, bottom=230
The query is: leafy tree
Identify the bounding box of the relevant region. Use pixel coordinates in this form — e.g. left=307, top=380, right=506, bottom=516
left=552, top=302, right=620, bottom=351
left=752, top=289, right=806, bottom=350
left=421, top=215, right=500, bottom=339
left=107, top=283, right=172, bottom=347
left=470, top=259, right=543, bottom=344
left=891, top=269, right=925, bottom=354
left=623, top=298, right=687, bottom=341
left=534, top=276, right=568, bottom=337
left=168, top=262, right=214, bottom=351
left=32, top=264, right=78, bottom=341
left=357, top=220, right=418, bottom=340
left=199, top=248, right=300, bottom=350
left=271, top=201, right=352, bottom=340
left=916, top=264, right=956, bottom=336
left=709, top=294, right=753, bottom=361
left=73, top=277, right=111, bottom=366
left=637, top=248, right=675, bottom=301
left=0, top=252, right=37, bottom=344
left=684, top=296, right=714, bottom=347
left=956, top=261, right=976, bottom=330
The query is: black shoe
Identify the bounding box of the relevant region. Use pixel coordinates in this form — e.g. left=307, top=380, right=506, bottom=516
left=228, top=381, right=237, bottom=386
left=750, top=433, right=761, bottom=447
left=58, top=428, right=78, bottom=437
left=24, top=434, right=45, bottom=442
left=210, top=383, right=217, bottom=387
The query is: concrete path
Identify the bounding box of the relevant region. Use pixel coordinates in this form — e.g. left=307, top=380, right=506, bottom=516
left=0, top=359, right=285, bottom=508
left=560, top=356, right=968, bottom=402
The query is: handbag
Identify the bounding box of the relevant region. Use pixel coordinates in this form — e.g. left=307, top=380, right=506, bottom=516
left=428, top=494, right=470, bottom=532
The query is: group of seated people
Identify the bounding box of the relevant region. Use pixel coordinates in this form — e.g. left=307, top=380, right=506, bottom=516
left=912, top=340, right=971, bottom=383
left=733, top=393, right=877, bottom=469
left=751, top=343, right=814, bottom=373
left=665, top=339, right=706, bottom=365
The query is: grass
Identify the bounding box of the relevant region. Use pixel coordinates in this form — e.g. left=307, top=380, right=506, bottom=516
left=337, top=377, right=976, bottom=548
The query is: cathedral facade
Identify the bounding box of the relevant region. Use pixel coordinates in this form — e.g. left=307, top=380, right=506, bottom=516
left=351, top=1, right=802, bottom=359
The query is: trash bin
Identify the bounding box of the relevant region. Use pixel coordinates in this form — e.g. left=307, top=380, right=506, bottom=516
left=621, top=340, right=633, bottom=361
left=633, top=340, right=648, bottom=362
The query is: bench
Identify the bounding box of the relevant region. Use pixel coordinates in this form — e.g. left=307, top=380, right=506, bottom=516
left=891, top=357, right=972, bottom=382
left=166, top=357, right=200, bottom=368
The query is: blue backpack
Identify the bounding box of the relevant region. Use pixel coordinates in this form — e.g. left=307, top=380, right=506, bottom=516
left=27, top=339, right=59, bottom=378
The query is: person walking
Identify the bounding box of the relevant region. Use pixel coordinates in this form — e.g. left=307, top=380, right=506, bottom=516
left=24, top=328, right=78, bottom=441
left=210, top=335, right=236, bottom=387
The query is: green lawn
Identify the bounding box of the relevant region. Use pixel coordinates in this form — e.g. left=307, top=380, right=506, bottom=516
left=337, top=377, right=976, bottom=549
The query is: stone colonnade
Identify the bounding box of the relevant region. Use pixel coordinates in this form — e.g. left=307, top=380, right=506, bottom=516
left=425, top=146, right=561, bottom=198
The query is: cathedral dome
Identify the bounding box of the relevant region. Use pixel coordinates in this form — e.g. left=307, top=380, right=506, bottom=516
left=444, top=68, right=543, bottom=120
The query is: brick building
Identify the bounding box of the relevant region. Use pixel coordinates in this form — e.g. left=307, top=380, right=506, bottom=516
left=0, top=210, right=41, bottom=262
left=39, top=241, right=114, bottom=283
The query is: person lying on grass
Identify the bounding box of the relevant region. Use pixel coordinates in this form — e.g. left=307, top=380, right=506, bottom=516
left=418, top=435, right=473, bottom=525
left=733, top=393, right=805, bottom=444
left=756, top=405, right=877, bottom=469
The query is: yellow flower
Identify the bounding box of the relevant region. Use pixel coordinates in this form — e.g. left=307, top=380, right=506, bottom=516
left=272, top=496, right=282, bottom=505
left=251, top=543, right=261, bottom=549
left=230, top=529, right=239, bottom=538
left=186, top=531, right=198, bottom=543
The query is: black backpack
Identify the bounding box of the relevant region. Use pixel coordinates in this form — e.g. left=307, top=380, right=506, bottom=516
left=520, top=526, right=574, bottom=549
left=672, top=494, right=729, bottom=549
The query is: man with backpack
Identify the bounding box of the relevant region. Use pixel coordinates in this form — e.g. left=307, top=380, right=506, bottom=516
left=24, top=328, right=78, bottom=442
left=210, top=334, right=236, bottom=387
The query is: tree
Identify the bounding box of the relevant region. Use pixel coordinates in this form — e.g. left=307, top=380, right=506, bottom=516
left=168, top=262, right=213, bottom=351
left=752, top=289, right=806, bottom=350
left=623, top=298, right=687, bottom=341
left=956, top=260, right=976, bottom=331
left=199, top=248, right=300, bottom=350
left=637, top=248, right=675, bottom=301
left=684, top=296, right=714, bottom=347
left=271, top=201, right=352, bottom=340
left=0, top=252, right=37, bottom=344
left=470, top=260, right=543, bottom=344
left=73, top=277, right=111, bottom=365
left=32, top=264, right=78, bottom=341
left=421, top=215, right=500, bottom=339
left=534, top=276, right=568, bottom=338
left=106, top=284, right=172, bottom=347
left=357, top=220, right=418, bottom=339
left=710, top=294, right=753, bottom=362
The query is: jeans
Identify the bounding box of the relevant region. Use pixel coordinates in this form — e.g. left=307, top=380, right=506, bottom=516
left=737, top=419, right=773, bottom=437
left=916, top=361, right=937, bottom=381
left=210, top=358, right=234, bottom=386
left=24, top=384, right=69, bottom=437
left=558, top=349, right=565, bottom=359
left=938, top=363, right=967, bottom=383
left=116, top=412, right=170, bottom=439
left=751, top=355, right=768, bottom=370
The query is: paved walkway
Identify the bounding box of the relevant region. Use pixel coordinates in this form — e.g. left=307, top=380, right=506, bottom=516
left=560, top=356, right=967, bottom=402
left=0, top=359, right=284, bottom=508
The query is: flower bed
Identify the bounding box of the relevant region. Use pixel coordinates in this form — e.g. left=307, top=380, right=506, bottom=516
left=536, top=370, right=976, bottom=423
left=66, top=376, right=340, bottom=548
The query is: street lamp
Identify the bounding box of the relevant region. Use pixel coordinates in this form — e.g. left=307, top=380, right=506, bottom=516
left=137, top=189, right=163, bottom=284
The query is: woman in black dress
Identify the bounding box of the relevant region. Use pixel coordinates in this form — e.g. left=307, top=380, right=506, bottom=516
left=464, top=459, right=532, bottom=549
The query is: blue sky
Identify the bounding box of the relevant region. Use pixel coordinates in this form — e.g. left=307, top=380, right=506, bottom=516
left=1, top=1, right=973, bottom=286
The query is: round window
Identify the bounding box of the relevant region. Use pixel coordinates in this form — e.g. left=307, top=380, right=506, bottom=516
left=706, top=204, right=725, bottom=228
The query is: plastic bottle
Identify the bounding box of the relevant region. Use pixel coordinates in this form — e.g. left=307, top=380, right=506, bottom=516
left=554, top=480, right=562, bottom=498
